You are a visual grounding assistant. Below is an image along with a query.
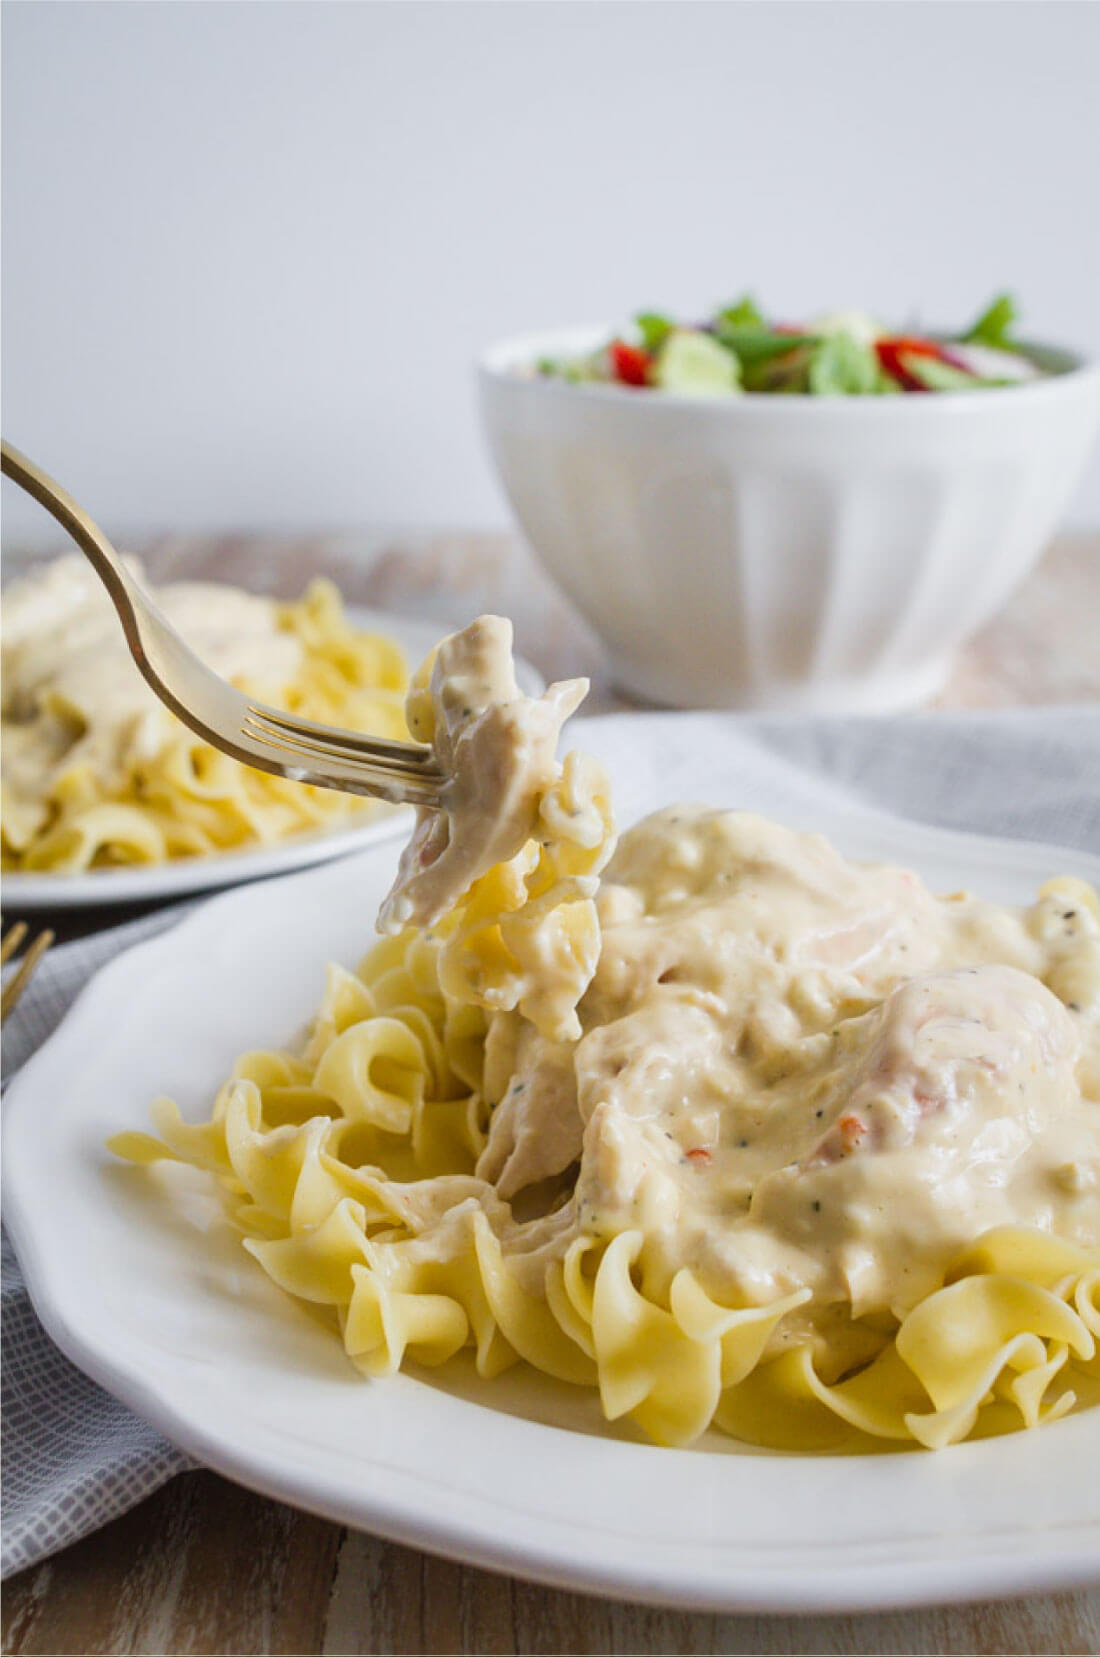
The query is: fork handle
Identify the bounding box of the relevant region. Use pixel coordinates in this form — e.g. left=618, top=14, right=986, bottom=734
left=2, top=440, right=146, bottom=651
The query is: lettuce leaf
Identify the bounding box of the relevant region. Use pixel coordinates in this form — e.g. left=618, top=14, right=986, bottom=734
left=635, top=312, right=674, bottom=353
left=960, top=292, right=1017, bottom=348
left=715, top=294, right=766, bottom=332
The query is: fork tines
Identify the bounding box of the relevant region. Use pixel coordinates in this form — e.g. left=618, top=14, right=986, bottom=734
left=1, top=922, right=28, bottom=967
left=1, top=925, right=55, bottom=1022
left=241, top=705, right=445, bottom=805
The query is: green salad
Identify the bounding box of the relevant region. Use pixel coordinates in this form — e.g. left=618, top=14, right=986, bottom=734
left=534, top=293, right=1044, bottom=397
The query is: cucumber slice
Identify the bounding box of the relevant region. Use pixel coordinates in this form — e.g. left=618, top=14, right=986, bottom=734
left=654, top=330, right=741, bottom=397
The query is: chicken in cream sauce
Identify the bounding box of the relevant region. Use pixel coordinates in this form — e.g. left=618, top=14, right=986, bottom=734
left=2, top=555, right=302, bottom=843
left=495, top=807, right=1099, bottom=1375
left=370, top=620, right=1100, bottom=1376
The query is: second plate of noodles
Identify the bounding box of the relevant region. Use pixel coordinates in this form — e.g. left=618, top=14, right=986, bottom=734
left=110, top=616, right=1100, bottom=1454
left=1, top=571, right=545, bottom=908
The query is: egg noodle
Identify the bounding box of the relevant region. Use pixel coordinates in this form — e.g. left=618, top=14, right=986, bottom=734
left=112, top=617, right=1100, bottom=1450
left=2, top=557, right=408, bottom=872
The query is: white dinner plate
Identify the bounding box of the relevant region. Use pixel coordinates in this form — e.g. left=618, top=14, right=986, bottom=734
left=1, top=607, right=543, bottom=911
left=4, top=717, right=1100, bottom=1612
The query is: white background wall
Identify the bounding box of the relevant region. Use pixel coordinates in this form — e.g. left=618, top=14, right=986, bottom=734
left=4, top=0, right=1100, bottom=545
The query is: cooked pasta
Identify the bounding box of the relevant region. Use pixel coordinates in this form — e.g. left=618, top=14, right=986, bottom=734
left=2, top=556, right=409, bottom=871
left=379, top=615, right=616, bottom=1041
left=112, top=618, right=1100, bottom=1450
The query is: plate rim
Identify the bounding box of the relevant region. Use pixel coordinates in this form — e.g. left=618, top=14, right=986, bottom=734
left=4, top=815, right=1100, bottom=1612
left=0, top=812, right=412, bottom=910
left=11, top=1280, right=1100, bottom=1614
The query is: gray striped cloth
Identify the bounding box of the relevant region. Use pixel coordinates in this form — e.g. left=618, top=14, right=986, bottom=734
left=2, top=907, right=195, bottom=1579
left=2, top=707, right=1098, bottom=1578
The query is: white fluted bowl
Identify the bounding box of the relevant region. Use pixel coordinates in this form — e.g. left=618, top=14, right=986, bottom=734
left=479, top=329, right=1100, bottom=712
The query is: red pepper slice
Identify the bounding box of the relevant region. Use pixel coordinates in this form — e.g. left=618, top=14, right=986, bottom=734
left=875, top=335, right=943, bottom=391
left=609, top=340, right=651, bottom=387
left=835, top=1114, right=868, bottom=1154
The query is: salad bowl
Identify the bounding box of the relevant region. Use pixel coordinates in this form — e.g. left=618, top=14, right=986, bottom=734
left=479, top=327, right=1100, bottom=712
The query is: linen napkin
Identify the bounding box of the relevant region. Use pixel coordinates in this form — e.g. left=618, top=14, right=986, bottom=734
left=2, top=907, right=196, bottom=1580
left=3, top=706, right=1097, bottom=1579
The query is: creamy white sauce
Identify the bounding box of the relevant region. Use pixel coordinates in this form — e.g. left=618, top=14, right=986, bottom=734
left=379, top=615, right=589, bottom=933
left=2, top=554, right=302, bottom=822
left=476, top=807, right=1100, bottom=1365
left=372, top=624, right=1100, bottom=1360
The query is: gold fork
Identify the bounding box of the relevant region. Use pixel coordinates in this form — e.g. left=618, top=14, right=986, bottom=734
left=1, top=922, right=55, bottom=1023
left=1, top=440, right=446, bottom=809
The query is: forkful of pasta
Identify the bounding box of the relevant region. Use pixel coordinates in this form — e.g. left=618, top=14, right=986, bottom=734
left=1, top=441, right=446, bottom=809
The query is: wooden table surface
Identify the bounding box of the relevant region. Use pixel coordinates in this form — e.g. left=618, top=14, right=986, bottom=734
left=3, top=529, right=1099, bottom=1655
